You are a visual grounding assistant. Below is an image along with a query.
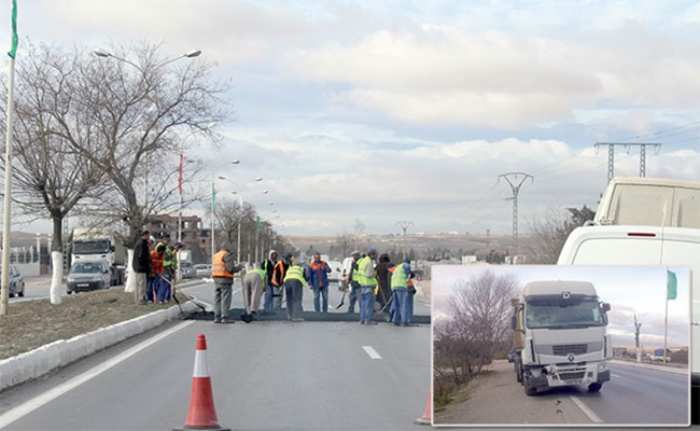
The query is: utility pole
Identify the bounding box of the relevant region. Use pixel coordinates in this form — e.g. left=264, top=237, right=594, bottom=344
left=498, top=172, right=533, bottom=258
left=594, top=142, right=662, bottom=182
left=396, top=220, right=413, bottom=259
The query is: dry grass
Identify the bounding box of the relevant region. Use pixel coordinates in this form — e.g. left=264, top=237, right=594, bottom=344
left=0, top=289, right=189, bottom=360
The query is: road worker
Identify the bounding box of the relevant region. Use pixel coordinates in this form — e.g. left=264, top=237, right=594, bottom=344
left=132, top=230, right=151, bottom=305
left=271, top=253, right=289, bottom=296
left=148, top=242, right=166, bottom=303
left=241, top=265, right=266, bottom=322
left=211, top=242, right=242, bottom=324
left=357, top=248, right=378, bottom=325
left=283, top=255, right=308, bottom=321
left=308, top=252, right=331, bottom=312
left=262, top=250, right=280, bottom=313
left=347, top=250, right=362, bottom=314
left=389, top=258, right=412, bottom=326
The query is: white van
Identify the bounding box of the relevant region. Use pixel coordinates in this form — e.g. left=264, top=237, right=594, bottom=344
left=595, top=177, right=700, bottom=228
left=557, top=225, right=699, bottom=404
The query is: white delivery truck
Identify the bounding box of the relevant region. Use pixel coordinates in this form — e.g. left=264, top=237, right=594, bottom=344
left=71, top=228, right=126, bottom=286
left=594, top=176, right=700, bottom=228
left=512, top=280, right=612, bottom=395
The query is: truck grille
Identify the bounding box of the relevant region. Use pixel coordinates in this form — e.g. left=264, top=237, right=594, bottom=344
left=552, top=344, right=587, bottom=355
left=559, top=371, right=586, bottom=381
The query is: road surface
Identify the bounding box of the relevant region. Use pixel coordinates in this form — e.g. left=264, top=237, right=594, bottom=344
left=0, top=279, right=431, bottom=430
left=436, top=359, right=689, bottom=426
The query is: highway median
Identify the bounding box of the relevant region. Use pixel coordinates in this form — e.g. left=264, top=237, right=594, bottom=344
left=0, top=288, right=198, bottom=393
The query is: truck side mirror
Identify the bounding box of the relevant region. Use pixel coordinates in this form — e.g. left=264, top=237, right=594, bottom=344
left=602, top=302, right=611, bottom=313
left=111, top=245, right=115, bottom=252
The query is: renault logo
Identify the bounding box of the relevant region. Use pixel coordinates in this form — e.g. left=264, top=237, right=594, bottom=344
left=567, top=354, right=575, bottom=362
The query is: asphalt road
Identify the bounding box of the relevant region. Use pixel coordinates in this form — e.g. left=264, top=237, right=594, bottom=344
left=436, top=358, right=689, bottom=426
left=0, top=279, right=431, bottom=431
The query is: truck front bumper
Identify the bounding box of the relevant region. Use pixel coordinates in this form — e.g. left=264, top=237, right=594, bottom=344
left=543, top=362, right=607, bottom=388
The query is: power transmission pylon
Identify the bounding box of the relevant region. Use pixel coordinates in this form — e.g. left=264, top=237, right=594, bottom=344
left=498, top=172, right=533, bottom=257
left=594, top=142, right=662, bottom=182
left=396, top=220, right=413, bottom=259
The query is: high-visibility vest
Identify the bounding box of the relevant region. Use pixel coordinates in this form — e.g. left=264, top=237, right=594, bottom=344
left=284, top=264, right=307, bottom=287
left=212, top=250, right=234, bottom=279
left=253, top=268, right=266, bottom=281
left=350, top=260, right=361, bottom=283
left=356, top=256, right=377, bottom=287
left=391, top=264, right=408, bottom=289
left=150, top=250, right=164, bottom=274
left=272, top=260, right=287, bottom=286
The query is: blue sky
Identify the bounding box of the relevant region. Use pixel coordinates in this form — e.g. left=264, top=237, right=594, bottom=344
left=5, top=1, right=700, bottom=235
left=432, top=265, right=691, bottom=348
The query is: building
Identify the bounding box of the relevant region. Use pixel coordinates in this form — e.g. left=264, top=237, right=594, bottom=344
left=145, top=214, right=211, bottom=263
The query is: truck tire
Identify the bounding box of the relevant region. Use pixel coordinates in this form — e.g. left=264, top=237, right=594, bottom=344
left=588, top=383, right=602, bottom=393
left=524, top=384, right=537, bottom=396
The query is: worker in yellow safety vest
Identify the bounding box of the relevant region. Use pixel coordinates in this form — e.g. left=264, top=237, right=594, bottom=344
left=389, top=258, right=412, bottom=326
left=283, top=255, right=308, bottom=321
left=356, top=248, right=378, bottom=325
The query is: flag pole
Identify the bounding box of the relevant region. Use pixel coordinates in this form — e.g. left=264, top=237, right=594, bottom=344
left=1, top=0, right=18, bottom=317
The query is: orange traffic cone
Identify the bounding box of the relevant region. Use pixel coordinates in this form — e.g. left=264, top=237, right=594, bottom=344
left=414, top=390, right=432, bottom=425
left=174, top=334, right=230, bottom=431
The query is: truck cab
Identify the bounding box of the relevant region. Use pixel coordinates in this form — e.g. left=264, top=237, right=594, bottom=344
left=71, top=228, right=126, bottom=286
left=512, top=280, right=612, bottom=395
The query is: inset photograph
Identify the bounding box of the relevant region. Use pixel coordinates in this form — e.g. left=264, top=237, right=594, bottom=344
left=432, top=265, right=691, bottom=427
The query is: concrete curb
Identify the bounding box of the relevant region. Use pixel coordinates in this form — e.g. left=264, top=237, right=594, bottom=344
left=0, top=301, right=198, bottom=393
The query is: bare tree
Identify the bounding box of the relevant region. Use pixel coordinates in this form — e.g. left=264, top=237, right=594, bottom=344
left=433, top=270, right=516, bottom=401
left=526, top=205, right=595, bottom=264
left=0, top=43, right=108, bottom=304
left=40, top=43, right=227, bottom=292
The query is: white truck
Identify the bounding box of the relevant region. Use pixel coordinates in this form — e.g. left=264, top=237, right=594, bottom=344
left=511, top=280, right=612, bottom=395
left=71, top=228, right=126, bottom=286
left=559, top=176, right=700, bottom=422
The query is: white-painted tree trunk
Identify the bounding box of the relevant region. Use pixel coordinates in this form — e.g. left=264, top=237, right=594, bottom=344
left=124, top=248, right=135, bottom=292
left=49, top=251, right=64, bottom=305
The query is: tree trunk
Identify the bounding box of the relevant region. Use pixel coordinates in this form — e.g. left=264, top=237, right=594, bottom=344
left=50, top=251, right=64, bottom=305
left=124, top=248, right=135, bottom=292
left=49, top=215, right=64, bottom=305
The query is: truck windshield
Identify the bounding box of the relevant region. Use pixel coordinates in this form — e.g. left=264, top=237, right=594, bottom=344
left=525, top=298, right=604, bottom=329
left=73, top=240, right=110, bottom=254
left=70, top=262, right=104, bottom=274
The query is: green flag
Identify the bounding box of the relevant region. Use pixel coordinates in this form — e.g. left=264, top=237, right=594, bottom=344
left=666, top=270, right=677, bottom=300
left=7, top=0, right=17, bottom=59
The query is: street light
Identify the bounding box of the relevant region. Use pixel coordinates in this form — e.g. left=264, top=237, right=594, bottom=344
left=94, top=49, right=202, bottom=71
left=216, top=174, right=263, bottom=263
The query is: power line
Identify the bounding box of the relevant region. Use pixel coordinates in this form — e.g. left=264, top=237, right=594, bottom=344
left=594, top=142, right=662, bottom=182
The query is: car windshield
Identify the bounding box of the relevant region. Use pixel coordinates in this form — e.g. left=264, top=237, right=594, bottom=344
left=70, top=263, right=104, bottom=274
left=525, top=296, right=604, bottom=329
left=73, top=240, right=111, bottom=254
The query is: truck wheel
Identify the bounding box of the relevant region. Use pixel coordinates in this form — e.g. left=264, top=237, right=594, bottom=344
left=588, top=383, right=602, bottom=393
left=524, top=384, right=537, bottom=396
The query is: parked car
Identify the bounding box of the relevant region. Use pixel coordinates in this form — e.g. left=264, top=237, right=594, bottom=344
left=67, top=261, right=111, bottom=293
left=194, top=264, right=212, bottom=278
left=3, top=265, right=25, bottom=298
left=180, top=261, right=195, bottom=279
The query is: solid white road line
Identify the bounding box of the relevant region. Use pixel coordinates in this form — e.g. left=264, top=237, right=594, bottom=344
left=569, top=396, right=603, bottom=424
left=362, top=345, right=382, bottom=360
left=0, top=320, right=195, bottom=430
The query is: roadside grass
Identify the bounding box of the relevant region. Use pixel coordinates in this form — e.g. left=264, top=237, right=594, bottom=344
left=0, top=289, right=189, bottom=360
left=434, top=369, right=494, bottom=412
